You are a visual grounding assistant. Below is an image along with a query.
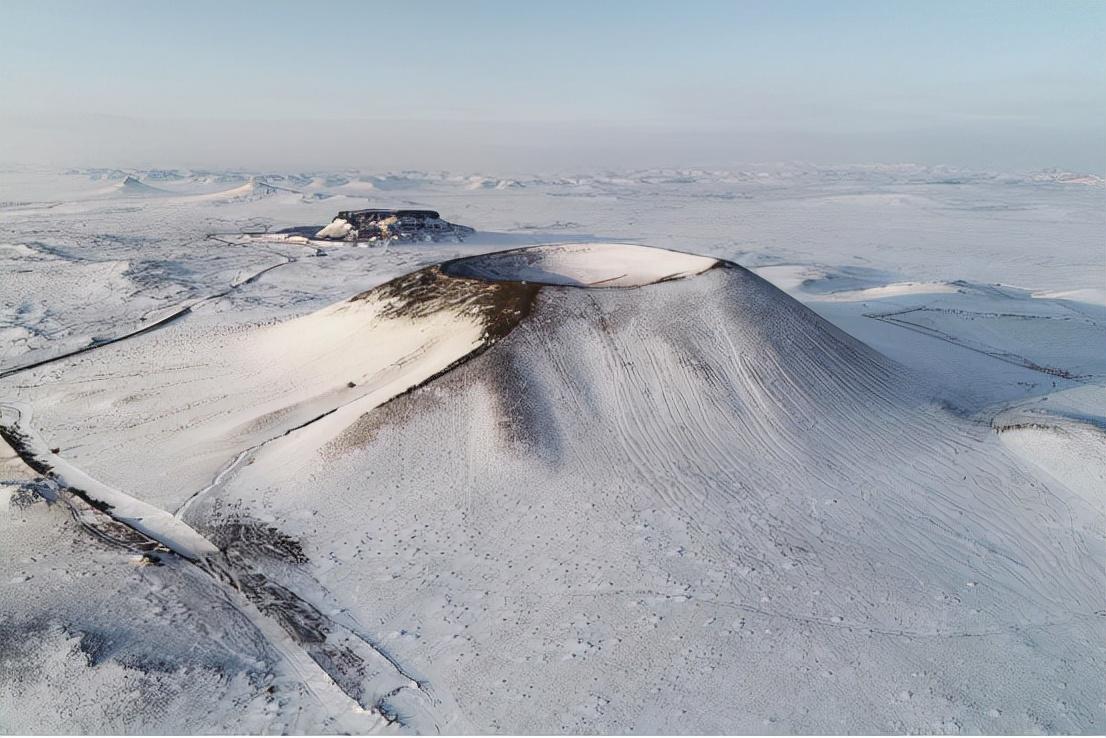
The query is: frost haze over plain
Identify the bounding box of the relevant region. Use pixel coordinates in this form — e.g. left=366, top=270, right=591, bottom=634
left=1, top=2, right=1103, bottom=173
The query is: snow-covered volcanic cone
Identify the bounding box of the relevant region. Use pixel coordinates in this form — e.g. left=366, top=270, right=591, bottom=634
left=191, top=244, right=1099, bottom=733
left=97, top=174, right=172, bottom=198
left=201, top=177, right=281, bottom=202
left=2, top=244, right=1101, bottom=733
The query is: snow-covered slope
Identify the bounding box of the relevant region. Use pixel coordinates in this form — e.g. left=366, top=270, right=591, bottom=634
left=5, top=264, right=532, bottom=511
left=204, top=177, right=282, bottom=202
left=2, top=244, right=1102, bottom=732
left=160, top=245, right=1101, bottom=733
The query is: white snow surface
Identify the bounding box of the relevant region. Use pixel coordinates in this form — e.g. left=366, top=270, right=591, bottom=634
left=443, top=242, right=718, bottom=286
left=315, top=217, right=352, bottom=239
left=0, top=401, right=217, bottom=559
left=0, top=164, right=1103, bottom=734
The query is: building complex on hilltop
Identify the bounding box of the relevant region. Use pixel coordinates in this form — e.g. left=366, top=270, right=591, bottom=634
left=315, top=208, right=475, bottom=242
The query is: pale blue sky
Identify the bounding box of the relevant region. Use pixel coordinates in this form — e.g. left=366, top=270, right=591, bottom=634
left=1, top=0, right=1103, bottom=172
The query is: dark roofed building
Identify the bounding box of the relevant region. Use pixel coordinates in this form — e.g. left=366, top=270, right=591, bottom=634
left=317, top=208, right=475, bottom=243
left=337, top=208, right=441, bottom=225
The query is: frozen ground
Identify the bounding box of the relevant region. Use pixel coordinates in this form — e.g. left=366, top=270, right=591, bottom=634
left=0, top=164, right=1103, bottom=734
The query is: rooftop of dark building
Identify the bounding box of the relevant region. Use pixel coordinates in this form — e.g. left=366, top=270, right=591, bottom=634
left=337, top=208, right=441, bottom=221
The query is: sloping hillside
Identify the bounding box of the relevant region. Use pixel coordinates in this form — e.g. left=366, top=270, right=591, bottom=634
left=176, top=245, right=1103, bottom=733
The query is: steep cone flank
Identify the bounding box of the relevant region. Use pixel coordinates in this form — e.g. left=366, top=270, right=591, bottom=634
left=196, top=246, right=1101, bottom=733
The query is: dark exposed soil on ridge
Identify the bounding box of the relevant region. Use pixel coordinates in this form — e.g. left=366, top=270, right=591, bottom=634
left=351, top=263, right=541, bottom=342
left=327, top=251, right=734, bottom=454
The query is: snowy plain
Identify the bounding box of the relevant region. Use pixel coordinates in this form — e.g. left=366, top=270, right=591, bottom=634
left=0, top=164, right=1103, bottom=734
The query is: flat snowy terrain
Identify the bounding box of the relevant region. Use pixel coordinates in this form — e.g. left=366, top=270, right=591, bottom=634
left=0, top=165, right=1103, bottom=734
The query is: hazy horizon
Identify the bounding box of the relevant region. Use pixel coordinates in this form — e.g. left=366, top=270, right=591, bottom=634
left=2, top=0, right=1104, bottom=173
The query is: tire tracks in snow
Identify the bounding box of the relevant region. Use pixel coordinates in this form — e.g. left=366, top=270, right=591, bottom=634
left=863, top=306, right=1086, bottom=380
left=0, top=242, right=298, bottom=381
